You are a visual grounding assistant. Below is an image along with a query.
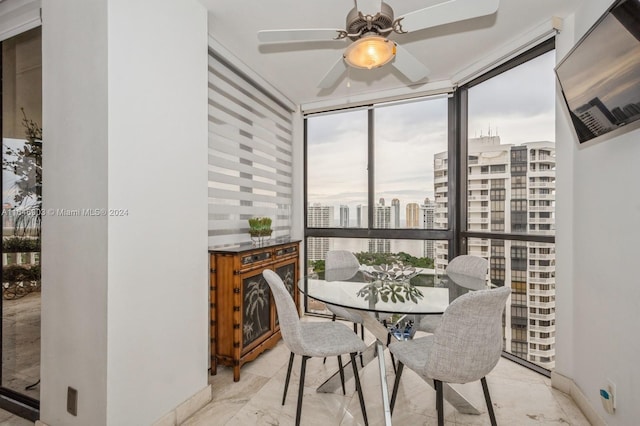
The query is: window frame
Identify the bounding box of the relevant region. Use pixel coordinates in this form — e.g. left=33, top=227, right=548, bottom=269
left=303, top=38, right=556, bottom=378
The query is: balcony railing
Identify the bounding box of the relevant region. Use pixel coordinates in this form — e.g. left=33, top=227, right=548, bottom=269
left=529, top=277, right=556, bottom=284
left=529, top=264, right=555, bottom=272
left=529, top=181, right=555, bottom=188
left=529, top=312, right=555, bottom=321
left=528, top=288, right=556, bottom=297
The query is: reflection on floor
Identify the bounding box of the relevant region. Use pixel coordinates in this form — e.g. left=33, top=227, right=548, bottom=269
left=187, top=317, right=590, bottom=426
left=2, top=292, right=40, bottom=400
left=0, top=408, right=33, bottom=426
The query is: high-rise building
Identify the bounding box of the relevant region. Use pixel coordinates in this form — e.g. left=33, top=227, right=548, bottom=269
left=419, top=199, right=435, bottom=259
left=339, top=205, right=350, bottom=228
left=306, top=203, right=334, bottom=260
left=391, top=198, right=400, bottom=228
left=369, top=203, right=391, bottom=253
left=434, top=136, right=556, bottom=369
left=356, top=204, right=367, bottom=228
left=575, top=98, right=615, bottom=136
left=406, top=202, right=420, bottom=228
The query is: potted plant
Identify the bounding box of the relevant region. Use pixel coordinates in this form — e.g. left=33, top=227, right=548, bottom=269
left=248, top=217, right=272, bottom=245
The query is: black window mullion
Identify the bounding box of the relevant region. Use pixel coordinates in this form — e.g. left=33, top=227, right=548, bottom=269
left=367, top=108, right=375, bottom=229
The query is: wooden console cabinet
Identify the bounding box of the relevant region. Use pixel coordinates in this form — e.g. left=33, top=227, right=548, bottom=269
left=209, top=239, right=300, bottom=381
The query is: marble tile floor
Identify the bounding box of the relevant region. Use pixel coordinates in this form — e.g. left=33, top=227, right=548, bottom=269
left=2, top=292, right=41, bottom=400
left=186, top=317, right=590, bottom=426
left=0, top=408, right=33, bottom=426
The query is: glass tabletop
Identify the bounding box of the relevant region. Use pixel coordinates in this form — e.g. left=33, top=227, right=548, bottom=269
left=299, top=266, right=490, bottom=315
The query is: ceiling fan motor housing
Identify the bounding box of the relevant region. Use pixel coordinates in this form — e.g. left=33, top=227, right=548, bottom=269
left=346, top=2, right=394, bottom=40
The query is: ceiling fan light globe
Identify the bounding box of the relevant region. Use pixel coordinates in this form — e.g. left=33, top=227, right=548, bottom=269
left=344, top=36, right=396, bottom=70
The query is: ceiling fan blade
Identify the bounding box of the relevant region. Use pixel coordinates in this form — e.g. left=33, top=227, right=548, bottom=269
left=397, top=0, right=499, bottom=33
left=258, top=29, right=344, bottom=43
left=318, top=57, right=348, bottom=89
left=355, top=0, right=382, bottom=16
left=392, top=44, right=430, bottom=82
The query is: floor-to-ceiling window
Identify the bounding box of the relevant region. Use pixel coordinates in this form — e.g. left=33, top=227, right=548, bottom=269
left=460, top=40, right=556, bottom=372
left=1, top=25, right=41, bottom=416
left=305, top=39, right=556, bottom=375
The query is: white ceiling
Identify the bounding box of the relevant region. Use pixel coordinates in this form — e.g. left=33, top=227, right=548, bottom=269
left=203, top=0, right=583, bottom=107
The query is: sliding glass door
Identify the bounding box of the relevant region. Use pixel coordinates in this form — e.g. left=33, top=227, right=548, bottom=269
left=1, top=25, right=41, bottom=413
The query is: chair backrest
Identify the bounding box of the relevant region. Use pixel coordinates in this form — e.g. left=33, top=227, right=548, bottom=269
left=325, top=250, right=360, bottom=281
left=446, top=255, right=488, bottom=280
left=425, top=286, right=511, bottom=384
left=262, top=269, right=305, bottom=354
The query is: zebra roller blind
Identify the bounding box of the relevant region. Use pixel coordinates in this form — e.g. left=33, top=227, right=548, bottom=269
left=208, top=49, right=294, bottom=247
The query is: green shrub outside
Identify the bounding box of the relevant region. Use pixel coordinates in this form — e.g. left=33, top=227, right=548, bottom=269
left=2, top=237, right=41, bottom=252
left=2, top=264, right=41, bottom=282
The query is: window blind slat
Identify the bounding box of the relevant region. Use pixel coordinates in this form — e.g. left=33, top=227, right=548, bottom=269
left=208, top=78, right=292, bottom=140
left=208, top=132, right=293, bottom=171
left=208, top=171, right=292, bottom=195
left=208, top=155, right=291, bottom=183
left=209, top=187, right=291, bottom=205
left=208, top=118, right=291, bottom=159
left=208, top=104, right=291, bottom=152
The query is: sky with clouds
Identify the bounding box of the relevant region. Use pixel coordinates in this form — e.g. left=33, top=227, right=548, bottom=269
left=307, top=50, right=557, bottom=224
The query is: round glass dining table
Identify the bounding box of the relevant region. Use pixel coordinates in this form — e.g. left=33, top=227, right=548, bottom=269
left=298, top=268, right=489, bottom=425
left=300, top=268, right=487, bottom=316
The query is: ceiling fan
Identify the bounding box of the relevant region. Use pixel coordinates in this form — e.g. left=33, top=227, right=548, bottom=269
left=257, top=0, right=500, bottom=89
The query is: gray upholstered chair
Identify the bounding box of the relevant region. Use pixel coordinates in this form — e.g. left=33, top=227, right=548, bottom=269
left=418, top=254, right=488, bottom=333
left=389, top=286, right=510, bottom=426
left=325, top=250, right=365, bottom=330
left=262, top=269, right=369, bottom=426
left=323, top=250, right=365, bottom=365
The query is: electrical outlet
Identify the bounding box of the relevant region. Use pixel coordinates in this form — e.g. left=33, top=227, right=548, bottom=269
left=67, top=387, right=78, bottom=416
left=607, top=379, right=616, bottom=410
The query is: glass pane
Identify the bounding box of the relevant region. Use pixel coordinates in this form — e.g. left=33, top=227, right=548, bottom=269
left=374, top=98, right=448, bottom=229
left=305, top=237, right=441, bottom=315
left=1, top=26, right=42, bottom=400
left=307, top=110, right=368, bottom=228
left=467, top=238, right=556, bottom=371
left=467, top=50, right=556, bottom=236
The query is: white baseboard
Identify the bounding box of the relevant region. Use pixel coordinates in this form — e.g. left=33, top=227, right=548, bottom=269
left=152, top=384, right=212, bottom=426
left=36, top=385, right=211, bottom=426
left=551, top=371, right=606, bottom=426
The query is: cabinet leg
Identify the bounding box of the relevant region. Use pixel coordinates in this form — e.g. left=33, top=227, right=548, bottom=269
left=233, top=365, right=240, bottom=382
left=211, top=356, right=217, bottom=376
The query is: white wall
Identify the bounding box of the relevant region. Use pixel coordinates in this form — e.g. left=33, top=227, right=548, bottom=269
left=41, top=0, right=109, bottom=423
left=41, top=1, right=209, bottom=425
left=555, top=1, right=640, bottom=424
left=106, top=1, right=209, bottom=424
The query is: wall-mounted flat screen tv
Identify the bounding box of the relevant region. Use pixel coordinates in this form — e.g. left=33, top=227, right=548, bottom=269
left=556, top=0, right=640, bottom=143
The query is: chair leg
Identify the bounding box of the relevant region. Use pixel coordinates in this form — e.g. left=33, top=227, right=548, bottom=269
left=481, top=377, right=497, bottom=426
left=337, top=355, right=346, bottom=395
left=359, top=323, right=365, bottom=367
left=435, top=379, right=444, bottom=426
left=386, top=332, right=397, bottom=374
left=283, top=352, right=294, bottom=405
left=295, top=356, right=309, bottom=426
left=389, top=361, right=404, bottom=414
left=350, top=352, right=369, bottom=426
